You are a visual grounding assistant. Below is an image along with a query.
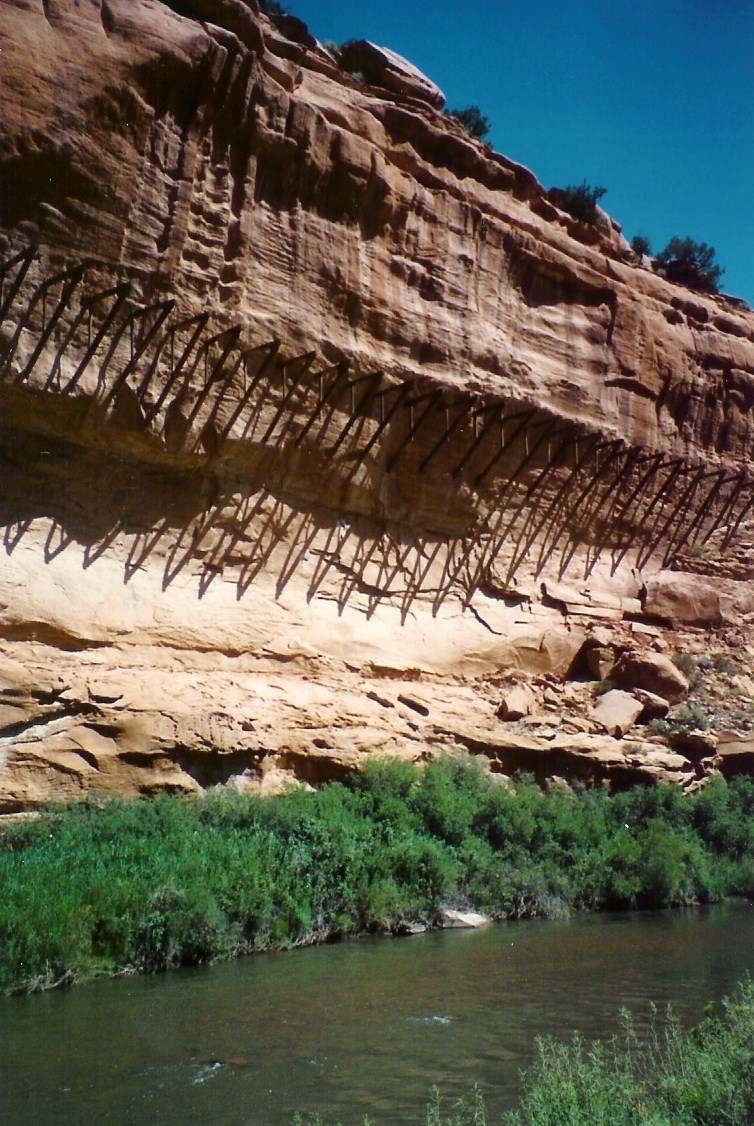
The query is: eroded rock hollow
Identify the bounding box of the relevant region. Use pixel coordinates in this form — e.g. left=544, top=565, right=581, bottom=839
left=2, top=0, right=754, bottom=809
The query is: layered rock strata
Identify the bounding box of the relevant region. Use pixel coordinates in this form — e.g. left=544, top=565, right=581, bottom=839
left=1, top=0, right=753, bottom=808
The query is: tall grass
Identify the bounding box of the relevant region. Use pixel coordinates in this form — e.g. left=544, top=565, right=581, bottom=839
left=2, top=760, right=754, bottom=993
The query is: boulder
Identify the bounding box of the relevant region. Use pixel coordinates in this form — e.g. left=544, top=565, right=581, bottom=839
left=497, top=684, right=536, bottom=721
left=592, top=690, right=644, bottom=738
left=338, top=40, right=446, bottom=108
left=438, top=908, right=490, bottom=929
left=713, top=732, right=754, bottom=777
left=731, top=674, right=754, bottom=698
left=633, top=689, right=670, bottom=721
left=668, top=729, right=718, bottom=762
left=578, top=625, right=620, bottom=681
left=612, top=651, right=689, bottom=704
left=643, top=572, right=723, bottom=628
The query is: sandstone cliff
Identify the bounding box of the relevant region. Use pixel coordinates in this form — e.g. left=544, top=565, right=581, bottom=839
left=1, top=0, right=754, bottom=810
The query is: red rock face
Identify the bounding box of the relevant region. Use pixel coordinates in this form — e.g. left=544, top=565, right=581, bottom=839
left=2, top=0, right=752, bottom=453
left=1, top=0, right=754, bottom=808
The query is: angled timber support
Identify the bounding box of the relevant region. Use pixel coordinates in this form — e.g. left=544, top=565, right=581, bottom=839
left=720, top=481, right=754, bottom=551
left=99, top=299, right=176, bottom=411
left=328, top=371, right=383, bottom=457
left=534, top=438, right=624, bottom=573
left=418, top=396, right=474, bottom=473
left=142, top=314, right=211, bottom=424
left=607, top=453, right=680, bottom=572
left=500, top=427, right=592, bottom=579
left=350, top=381, right=413, bottom=467
left=385, top=388, right=443, bottom=472
left=173, top=325, right=241, bottom=446
left=259, top=351, right=317, bottom=446
left=630, top=458, right=685, bottom=534
left=452, top=403, right=503, bottom=479
left=213, top=340, right=281, bottom=445
left=137, top=312, right=209, bottom=408
left=293, top=360, right=350, bottom=448
left=592, top=449, right=651, bottom=532
left=54, top=282, right=132, bottom=393
left=3, top=263, right=88, bottom=382
left=0, top=244, right=36, bottom=325
left=636, top=463, right=703, bottom=569
left=704, top=471, right=747, bottom=548
left=666, top=468, right=732, bottom=563
left=473, top=408, right=537, bottom=487
left=473, top=418, right=572, bottom=584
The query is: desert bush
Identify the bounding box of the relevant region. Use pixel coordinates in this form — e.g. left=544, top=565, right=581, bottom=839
left=655, top=236, right=724, bottom=294
left=505, top=977, right=754, bottom=1125
left=556, top=181, right=607, bottom=224
left=630, top=233, right=652, bottom=258
left=671, top=651, right=698, bottom=679
left=671, top=703, right=709, bottom=732
left=444, top=105, right=491, bottom=140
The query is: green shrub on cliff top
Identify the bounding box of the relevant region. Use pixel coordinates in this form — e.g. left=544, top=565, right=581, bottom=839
left=556, top=181, right=607, bottom=224
left=444, top=105, right=491, bottom=140
left=655, top=236, right=724, bottom=294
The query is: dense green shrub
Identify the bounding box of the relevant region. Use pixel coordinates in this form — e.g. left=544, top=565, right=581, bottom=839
left=555, top=182, right=607, bottom=224
left=671, top=650, right=701, bottom=685
left=445, top=105, right=491, bottom=140
left=655, top=236, right=724, bottom=294
left=3, top=763, right=754, bottom=994
left=630, top=233, right=652, bottom=258
left=505, top=977, right=754, bottom=1126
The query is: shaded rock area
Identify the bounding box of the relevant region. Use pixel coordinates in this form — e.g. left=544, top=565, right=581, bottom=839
left=0, top=0, right=753, bottom=809
left=338, top=40, right=446, bottom=108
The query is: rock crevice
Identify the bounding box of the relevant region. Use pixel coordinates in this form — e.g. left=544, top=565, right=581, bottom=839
left=0, top=0, right=753, bottom=807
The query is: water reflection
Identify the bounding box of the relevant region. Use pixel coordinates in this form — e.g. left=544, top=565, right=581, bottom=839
left=2, top=904, right=753, bottom=1125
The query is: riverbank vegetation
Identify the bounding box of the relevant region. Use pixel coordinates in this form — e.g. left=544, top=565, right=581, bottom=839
left=2, top=760, right=754, bottom=994
left=294, top=976, right=754, bottom=1124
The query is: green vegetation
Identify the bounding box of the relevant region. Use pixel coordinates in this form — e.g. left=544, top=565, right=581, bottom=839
left=712, top=653, right=742, bottom=676
left=648, top=703, right=709, bottom=738
left=294, top=977, right=754, bottom=1124
left=445, top=106, right=491, bottom=140
left=506, top=979, right=754, bottom=1125
left=630, top=233, right=653, bottom=258
left=556, top=182, right=607, bottom=224
left=671, top=650, right=701, bottom=682
left=648, top=651, right=754, bottom=735
left=3, top=761, right=754, bottom=994
left=655, top=236, right=724, bottom=294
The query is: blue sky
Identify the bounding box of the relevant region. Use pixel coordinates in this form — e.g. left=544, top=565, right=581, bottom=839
left=289, top=0, right=754, bottom=306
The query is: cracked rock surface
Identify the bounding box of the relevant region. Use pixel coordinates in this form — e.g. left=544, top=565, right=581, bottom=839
left=1, top=0, right=754, bottom=807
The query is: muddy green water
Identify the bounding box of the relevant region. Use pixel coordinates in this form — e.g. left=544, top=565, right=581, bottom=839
left=3, top=903, right=754, bottom=1125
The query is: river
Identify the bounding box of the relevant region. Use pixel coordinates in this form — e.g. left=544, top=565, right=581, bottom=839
left=3, top=903, right=754, bottom=1125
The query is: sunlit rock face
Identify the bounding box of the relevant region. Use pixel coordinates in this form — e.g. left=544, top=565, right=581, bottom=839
left=1, top=0, right=754, bottom=809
